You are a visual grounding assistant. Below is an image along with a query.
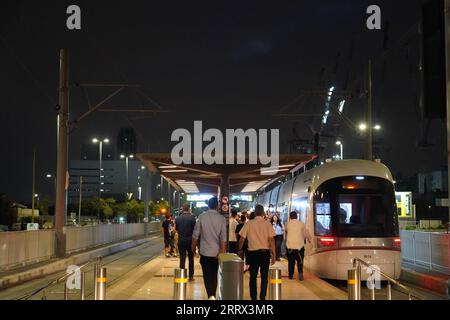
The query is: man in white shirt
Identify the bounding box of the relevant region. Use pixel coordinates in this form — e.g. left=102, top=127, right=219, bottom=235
left=285, top=211, right=311, bottom=281
left=228, top=209, right=239, bottom=254
left=238, top=205, right=276, bottom=301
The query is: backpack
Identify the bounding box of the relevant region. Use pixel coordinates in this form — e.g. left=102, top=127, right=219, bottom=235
left=168, top=223, right=175, bottom=237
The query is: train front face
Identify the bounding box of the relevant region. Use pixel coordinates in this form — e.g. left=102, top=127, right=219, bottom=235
left=308, top=175, right=401, bottom=280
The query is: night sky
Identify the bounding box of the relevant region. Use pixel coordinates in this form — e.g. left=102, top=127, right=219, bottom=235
left=0, top=0, right=446, bottom=203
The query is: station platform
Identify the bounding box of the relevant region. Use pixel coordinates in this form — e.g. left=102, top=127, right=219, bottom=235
left=107, top=252, right=347, bottom=300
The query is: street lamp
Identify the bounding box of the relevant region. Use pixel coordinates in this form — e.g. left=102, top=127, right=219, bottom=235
left=336, top=141, right=343, bottom=160
left=358, top=123, right=381, bottom=132
left=120, top=154, right=134, bottom=197
left=93, top=138, right=109, bottom=221
left=92, top=138, right=110, bottom=197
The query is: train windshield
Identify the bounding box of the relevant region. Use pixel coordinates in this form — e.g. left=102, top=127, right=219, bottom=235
left=313, top=176, right=398, bottom=238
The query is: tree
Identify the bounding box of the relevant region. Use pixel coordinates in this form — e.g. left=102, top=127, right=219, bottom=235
left=38, top=195, right=53, bottom=215
left=0, top=193, right=17, bottom=229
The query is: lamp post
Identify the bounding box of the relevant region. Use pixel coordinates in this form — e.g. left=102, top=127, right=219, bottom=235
left=120, top=154, right=134, bottom=198
left=336, top=141, right=343, bottom=160
left=358, top=124, right=381, bottom=159
left=93, top=138, right=109, bottom=221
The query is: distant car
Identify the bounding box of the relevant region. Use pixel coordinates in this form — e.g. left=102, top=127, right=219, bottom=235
left=0, top=225, right=9, bottom=232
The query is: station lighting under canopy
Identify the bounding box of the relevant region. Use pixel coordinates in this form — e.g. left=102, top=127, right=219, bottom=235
left=136, top=153, right=317, bottom=194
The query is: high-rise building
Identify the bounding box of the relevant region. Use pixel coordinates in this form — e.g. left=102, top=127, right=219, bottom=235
left=117, top=128, right=137, bottom=157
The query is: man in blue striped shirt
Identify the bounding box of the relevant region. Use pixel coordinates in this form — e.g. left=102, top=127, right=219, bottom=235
left=192, top=197, right=227, bottom=300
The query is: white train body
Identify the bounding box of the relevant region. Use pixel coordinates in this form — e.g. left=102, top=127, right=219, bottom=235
left=256, top=160, right=401, bottom=280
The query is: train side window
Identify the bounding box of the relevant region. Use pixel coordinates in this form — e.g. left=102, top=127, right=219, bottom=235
left=292, top=197, right=308, bottom=224
left=315, top=202, right=332, bottom=236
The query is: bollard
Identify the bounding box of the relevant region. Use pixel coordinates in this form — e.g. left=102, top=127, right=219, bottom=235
left=96, top=268, right=107, bottom=300
left=80, top=271, right=86, bottom=300
left=173, top=268, right=187, bottom=300
left=386, top=282, right=392, bottom=300
left=268, top=268, right=282, bottom=300
left=218, top=254, right=243, bottom=300
left=369, top=271, right=376, bottom=300
left=93, top=257, right=102, bottom=300
left=64, top=283, right=69, bottom=300
left=347, top=269, right=361, bottom=300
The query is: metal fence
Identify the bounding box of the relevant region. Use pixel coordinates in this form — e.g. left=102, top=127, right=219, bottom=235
left=0, top=222, right=161, bottom=270
left=400, top=230, right=450, bottom=275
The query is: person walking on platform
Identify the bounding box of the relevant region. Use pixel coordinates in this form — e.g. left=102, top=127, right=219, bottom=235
left=271, top=214, right=284, bottom=261
left=175, top=203, right=197, bottom=281
left=238, top=204, right=276, bottom=301
left=229, top=209, right=239, bottom=254
left=285, top=211, right=311, bottom=281
left=162, top=214, right=175, bottom=257
left=192, top=197, right=227, bottom=300
left=235, top=214, right=249, bottom=272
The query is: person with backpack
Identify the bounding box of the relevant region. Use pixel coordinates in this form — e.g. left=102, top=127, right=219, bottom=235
left=162, top=214, right=176, bottom=257
left=175, top=203, right=196, bottom=281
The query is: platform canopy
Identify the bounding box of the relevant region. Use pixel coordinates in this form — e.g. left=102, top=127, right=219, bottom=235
left=136, top=153, right=317, bottom=194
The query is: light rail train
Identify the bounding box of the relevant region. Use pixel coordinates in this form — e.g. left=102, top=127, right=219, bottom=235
left=255, top=159, right=401, bottom=280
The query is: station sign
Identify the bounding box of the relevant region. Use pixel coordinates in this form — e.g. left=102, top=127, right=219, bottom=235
left=187, top=194, right=214, bottom=202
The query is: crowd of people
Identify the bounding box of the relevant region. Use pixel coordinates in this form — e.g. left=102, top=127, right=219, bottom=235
left=161, top=198, right=310, bottom=300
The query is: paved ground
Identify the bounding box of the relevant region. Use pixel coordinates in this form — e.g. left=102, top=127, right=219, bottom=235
left=0, top=235, right=446, bottom=300
left=107, top=252, right=347, bottom=300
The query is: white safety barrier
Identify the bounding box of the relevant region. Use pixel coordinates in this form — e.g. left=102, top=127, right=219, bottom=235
left=400, top=230, right=450, bottom=275
left=0, top=222, right=161, bottom=270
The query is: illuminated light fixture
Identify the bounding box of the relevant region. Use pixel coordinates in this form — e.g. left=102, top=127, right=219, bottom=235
left=356, top=176, right=365, bottom=180
left=100, top=189, right=105, bottom=192
left=129, top=155, right=134, bottom=159
left=338, top=100, right=346, bottom=114
left=46, top=174, right=52, bottom=178
left=260, top=168, right=290, bottom=174
left=393, top=180, right=397, bottom=184
left=278, top=164, right=296, bottom=168
left=120, top=154, right=125, bottom=159
left=92, top=138, right=99, bottom=143
left=100, top=182, right=104, bottom=185
left=345, top=185, right=356, bottom=190
left=34, top=194, right=39, bottom=197
left=359, top=123, right=367, bottom=131
left=336, top=141, right=342, bottom=146
left=159, top=165, right=178, bottom=169
left=374, top=124, right=381, bottom=131
left=161, top=170, right=188, bottom=173
left=103, top=138, right=110, bottom=143
left=141, top=166, right=145, bottom=170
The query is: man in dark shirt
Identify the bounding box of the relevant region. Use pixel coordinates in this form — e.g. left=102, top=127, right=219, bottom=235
left=162, top=214, right=175, bottom=257
left=175, top=203, right=197, bottom=280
